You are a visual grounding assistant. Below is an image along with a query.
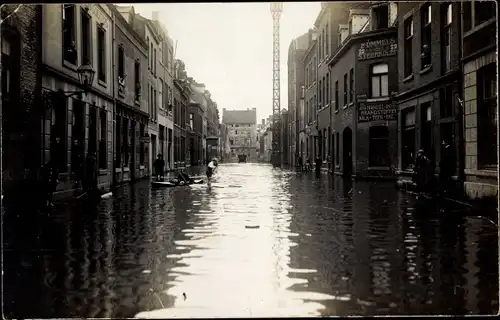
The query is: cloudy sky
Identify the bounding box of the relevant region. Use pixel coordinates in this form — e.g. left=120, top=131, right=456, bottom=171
left=132, top=2, right=320, bottom=123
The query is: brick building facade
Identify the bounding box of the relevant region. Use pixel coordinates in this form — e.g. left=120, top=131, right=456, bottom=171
left=1, top=4, right=42, bottom=200
left=328, top=7, right=399, bottom=179
left=111, top=5, right=150, bottom=185
left=395, top=2, right=463, bottom=189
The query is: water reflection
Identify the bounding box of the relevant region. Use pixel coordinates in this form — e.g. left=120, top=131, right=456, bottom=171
left=2, top=164, right=498, bottom=318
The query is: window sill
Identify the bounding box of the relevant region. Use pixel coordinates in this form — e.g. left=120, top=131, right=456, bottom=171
left=135, top=100, right=141, bottom=106
left=139, top=165, right=145, bottom=170
left=123, top=167, right=130, bottom=172
left=366, top=97, right=390, bottom=103
left=419, top=65, right=432, bottom=75
left=63, top=60, right=78, bottom=72
left=343, top=104, right=348, bottom=110
left=348, top=102, right=354, bottom=107
left=334, top=109, right=339, bottom=114
left=402, top=74, right=414, bottom=83
left=98, top=79, right=107, bottom=88
left=335, top=165, right=340, bottom=169
left=98, top=169, right=108, bottom=176
left=396, top=169, right=414, bottom=175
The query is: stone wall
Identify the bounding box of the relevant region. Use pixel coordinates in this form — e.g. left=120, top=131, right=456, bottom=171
left=463, top=50, right=497, bottom=200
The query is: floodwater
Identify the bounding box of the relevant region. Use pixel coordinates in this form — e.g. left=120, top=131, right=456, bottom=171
left=3, top=163, right=499, bottom=317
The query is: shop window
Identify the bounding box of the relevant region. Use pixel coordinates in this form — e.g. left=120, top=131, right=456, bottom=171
left=402, top=108, right=416, bottom=169
left=404, top=17, right=413, bottom=77
left=420, top=3, right=432, bottom=69
left=477, top=63, right=497, bottom=169
left=369, top=126, right=389, bottom=166
left=62, top=4, right=77, bottom=65
left=371, top=64, right=389, bottom=98
left=99, top=110, right=107, bottom=169
left=442, top=3, right=452, bottom=73
left=81, top=9, right=91, bottom=65
left=97, top=25, right=106, bottom=82
left=123, top=119, right=129, bottom=167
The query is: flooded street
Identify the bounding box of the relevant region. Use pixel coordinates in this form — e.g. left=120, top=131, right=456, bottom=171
left=3, top=163, right=499, bottom=317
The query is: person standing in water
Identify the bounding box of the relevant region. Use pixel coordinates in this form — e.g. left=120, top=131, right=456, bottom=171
left=153, top=154, right=165, bottom=181
left=206, top=158, right=218, bottom=181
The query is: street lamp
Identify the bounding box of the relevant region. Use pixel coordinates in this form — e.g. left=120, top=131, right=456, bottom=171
left=43, top=61, right=95, bottom=102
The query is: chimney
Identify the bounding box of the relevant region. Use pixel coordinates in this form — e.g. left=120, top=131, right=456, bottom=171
left=252, top=108, right=256, bottom=111
left=262, top=119, right=265, bottom=125
left=152, top=11, right=159, bottom=21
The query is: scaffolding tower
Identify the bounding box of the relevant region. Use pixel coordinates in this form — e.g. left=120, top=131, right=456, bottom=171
left=270, top=2, right=282, bottom=167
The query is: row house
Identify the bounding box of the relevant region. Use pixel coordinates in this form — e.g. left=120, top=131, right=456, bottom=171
left=280, top=109, right=290, bottom=166
left=327, top=2, right=399, bottom=178
left=1, top=4, right=42, bottom=202
left=150, top=11, right=175, bottom=171
left=302, top=31, right=318, bottom=161
left=395, top=2, right=462, bottom=188
left=111, top=5, right=149, bottom=185
left=287, top=31, right=310, bottom=167
left=189, top=97, right=204, bottom=166
left=205, top=93, right=219, bottom=161
left=41, top=4, right=115, bottom=196
left=173, top=59, right=190, bottom=168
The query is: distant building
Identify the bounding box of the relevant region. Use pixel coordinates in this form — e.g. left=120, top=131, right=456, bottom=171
left=223, top=108, right=257, bottom=162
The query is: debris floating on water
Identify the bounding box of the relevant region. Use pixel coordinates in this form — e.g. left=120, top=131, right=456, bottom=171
left=245, top=225, right=260, bottom=229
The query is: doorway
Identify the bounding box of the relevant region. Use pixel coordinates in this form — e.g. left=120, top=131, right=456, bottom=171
left=342, top=127, right=353, bottom=177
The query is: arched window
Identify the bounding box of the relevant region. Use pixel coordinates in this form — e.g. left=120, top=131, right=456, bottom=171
left=369, top=126, right=389, bottom=166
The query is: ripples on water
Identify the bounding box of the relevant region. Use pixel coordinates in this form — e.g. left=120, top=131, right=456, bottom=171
left=3, top=163, right=499, bottom=317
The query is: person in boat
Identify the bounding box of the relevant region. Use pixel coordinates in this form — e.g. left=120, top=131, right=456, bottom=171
left=176, top=169, right=194, bottom=184
left=206, top=158, right=218, bottom=180
left=153, top=154, right=165, bottom=181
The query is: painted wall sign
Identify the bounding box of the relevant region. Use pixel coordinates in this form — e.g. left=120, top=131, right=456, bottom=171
left=357, top=37, right=397, bottom=61
left=358, top=102, right=397, bottom=122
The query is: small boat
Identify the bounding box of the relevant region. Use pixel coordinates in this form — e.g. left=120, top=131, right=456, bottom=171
left=151, top=179, right=204, bottom=188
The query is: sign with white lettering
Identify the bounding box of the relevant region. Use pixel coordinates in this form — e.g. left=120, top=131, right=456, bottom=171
left=358, top=102, right=397, bottom=122
left=357, top=37, right=397, bottom=61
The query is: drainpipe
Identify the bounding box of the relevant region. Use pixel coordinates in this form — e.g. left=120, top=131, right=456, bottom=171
left=111, top=10, right=117, bottom=191
left=457, top=1, right=466, bottom=196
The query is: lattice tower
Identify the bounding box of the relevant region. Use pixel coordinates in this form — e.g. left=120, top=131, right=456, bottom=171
left=270, top=2, right=282, bottom=167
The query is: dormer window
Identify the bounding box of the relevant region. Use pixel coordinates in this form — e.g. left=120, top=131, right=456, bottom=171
left=373, top=4, right=389, bottom=30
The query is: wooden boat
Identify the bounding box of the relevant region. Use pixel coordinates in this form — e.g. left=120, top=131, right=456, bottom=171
left=151, top=179, right=204, bottom=188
